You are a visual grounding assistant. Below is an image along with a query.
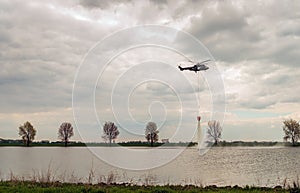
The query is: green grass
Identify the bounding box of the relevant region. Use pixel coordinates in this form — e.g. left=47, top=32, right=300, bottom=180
left=0, top=181, right=291, bottom=193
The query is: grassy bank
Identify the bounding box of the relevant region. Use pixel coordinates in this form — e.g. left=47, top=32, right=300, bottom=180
left=0, top=181, right=293, bottom=193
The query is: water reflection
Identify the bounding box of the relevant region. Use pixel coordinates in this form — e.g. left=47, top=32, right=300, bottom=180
left=0, top=146, right=299, bottom=187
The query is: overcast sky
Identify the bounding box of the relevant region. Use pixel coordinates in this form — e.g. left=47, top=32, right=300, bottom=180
left=0, top=0, right=299, bottom=142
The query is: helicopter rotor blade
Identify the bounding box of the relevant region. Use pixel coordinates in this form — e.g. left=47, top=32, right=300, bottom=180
left=198, top=59, right=211, bottom=65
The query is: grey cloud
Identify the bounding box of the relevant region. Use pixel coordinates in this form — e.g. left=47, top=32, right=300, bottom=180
left=188, top=3, right=247, bottom=39
left=281, top=95, right=300, bottom=104
left=0, top=30, right=11, bottom=43
left=79, top=0, right=110, bottom=9
left=240, top=97, right=277, bottom=110
left=189, top=23, right=260, bottom=62
left=0, top=1, right=117, bottom=114
left=185, top=1, right=299, bottom=66
left=0, top=61, right=73, bottom=113
left=79, top=0, right=130, bottom=9
left=267, top=38, right=300, bottom=67
left=170, top=0, right=210, bottom=20
left=0, top=0, right=299, bottom=141
left=150, top=0, right=167, bottom=8
left=276, top=20, right=300, bottom=37
left=223, top=61, right=300, bottom=110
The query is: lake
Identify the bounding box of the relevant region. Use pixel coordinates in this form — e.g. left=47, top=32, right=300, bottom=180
left=0, top=146, right=299, bottom=187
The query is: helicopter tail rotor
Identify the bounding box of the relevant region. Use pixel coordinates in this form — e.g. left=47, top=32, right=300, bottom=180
left=178, top=65, right=184, bottom=71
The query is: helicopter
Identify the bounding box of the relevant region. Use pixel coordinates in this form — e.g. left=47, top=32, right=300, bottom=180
left=178, top=59, right=210, bottom=73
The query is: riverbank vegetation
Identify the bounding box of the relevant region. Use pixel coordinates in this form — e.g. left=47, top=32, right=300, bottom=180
left=1, top=139, right=300, bottom=147
left=0, top=140, right=197, bottom=147
left=3, top=118, right=300, bottom=147
left=0, top=181, right=294, bottom=193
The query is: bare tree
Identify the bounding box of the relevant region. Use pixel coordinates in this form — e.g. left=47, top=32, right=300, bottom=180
left=145, top=122, right=159, bottom=147
left=102, top=122, right=119, bottom=145
left=58, top=122, right=74, bottom=147
left=207, top=120, right=222, bottom=145
left=18, top=121, right=36, bottom=147
left=283, top=119, right=300, bottom=146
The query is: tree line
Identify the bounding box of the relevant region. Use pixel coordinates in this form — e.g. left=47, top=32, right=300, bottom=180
left=17, top=121, right=160, bottom=147
left=205, top=118, right=300, bottom=146
left=18, top=121, right=74, bottom=147
left=16, top=118, right=300, bottom=147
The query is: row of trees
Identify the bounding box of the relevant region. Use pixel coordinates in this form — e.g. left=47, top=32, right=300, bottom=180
left=17, top=118, right=300, bottom=147
left=101, top=121, right=159, bottom=147
left=101, top=120, right=223, bottom=146
left=207, top=118, right=300, bottom=146
left=18, top=121, right=74, bottom=147
left=18, top=121, right=160, bottom=147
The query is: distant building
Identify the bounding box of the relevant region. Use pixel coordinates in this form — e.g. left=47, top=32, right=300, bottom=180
left=162, top=139, right=169, bottom=143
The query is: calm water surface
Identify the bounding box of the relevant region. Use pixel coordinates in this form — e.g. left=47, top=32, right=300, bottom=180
left=0, top=146, right=299, bottom=187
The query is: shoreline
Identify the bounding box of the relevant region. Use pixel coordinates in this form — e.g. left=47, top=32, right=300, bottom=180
left=0, top=142, right=296, bottom=147
left=0, top=181, right=292, bottom=193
